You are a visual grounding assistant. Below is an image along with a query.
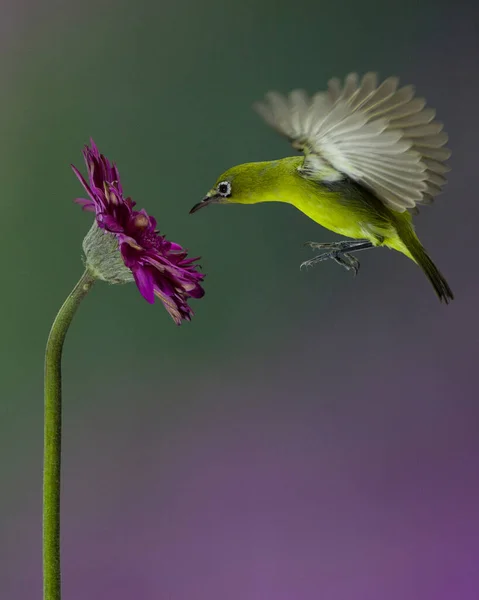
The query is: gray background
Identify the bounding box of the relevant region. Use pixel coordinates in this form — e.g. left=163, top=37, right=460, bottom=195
left=1, top=0, right=478, bottom=598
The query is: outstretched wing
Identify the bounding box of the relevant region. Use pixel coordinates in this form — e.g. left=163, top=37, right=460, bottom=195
left=253, top=72, right=451, bottom=212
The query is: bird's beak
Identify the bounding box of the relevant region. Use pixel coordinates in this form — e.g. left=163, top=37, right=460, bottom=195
left=189, top=193, right=220, bottom=214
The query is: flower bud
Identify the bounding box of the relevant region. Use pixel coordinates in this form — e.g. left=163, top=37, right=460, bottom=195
left=82, top=222, right=134, bottom=284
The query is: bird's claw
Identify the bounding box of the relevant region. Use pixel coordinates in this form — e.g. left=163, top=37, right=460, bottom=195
left=331, top=251, right=360, bottom=276
left=301, top=239, right=374, bottom=275
left=300, top=249, right=360, bottom=276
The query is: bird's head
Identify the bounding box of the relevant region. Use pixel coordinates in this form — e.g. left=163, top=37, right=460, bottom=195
left=189, top=163, right=262, bottom=214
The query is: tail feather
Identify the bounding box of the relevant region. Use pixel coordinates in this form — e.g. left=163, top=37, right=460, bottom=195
left=396, top=220, right=454, bottom=303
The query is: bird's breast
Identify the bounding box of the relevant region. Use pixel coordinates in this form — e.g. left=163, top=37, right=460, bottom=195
left=282, top=182, right=359, bottom=237
left=283, top=177, right=394, bottom=240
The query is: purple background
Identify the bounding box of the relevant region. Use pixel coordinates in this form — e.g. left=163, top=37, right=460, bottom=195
left=2, top=0, right=478, bottom=598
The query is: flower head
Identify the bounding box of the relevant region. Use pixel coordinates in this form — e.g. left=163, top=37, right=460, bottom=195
left=72, top=139, right=205, bottom=324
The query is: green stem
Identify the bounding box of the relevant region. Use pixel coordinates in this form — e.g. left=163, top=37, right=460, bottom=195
left=43, top=269, right=96, bottom=600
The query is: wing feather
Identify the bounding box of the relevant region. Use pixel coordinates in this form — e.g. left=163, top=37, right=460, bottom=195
left=327, top=78, right=342, bottom=103
left=340, top=72, right=359, bottom=100
left=253, top=72, right=451, bottom=211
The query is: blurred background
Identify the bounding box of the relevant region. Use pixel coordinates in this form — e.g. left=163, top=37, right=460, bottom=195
left=1, top=0, right=479, bottom=598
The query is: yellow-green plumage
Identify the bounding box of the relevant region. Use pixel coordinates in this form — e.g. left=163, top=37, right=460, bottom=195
left=192, top=72, right=454, bottom=302
left=208, top=157, right=453, bottom=303
left=214, top=157, right=401, bottom=245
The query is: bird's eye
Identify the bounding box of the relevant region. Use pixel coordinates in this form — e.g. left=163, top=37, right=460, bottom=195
left=217, top=181, right=231, bottom=197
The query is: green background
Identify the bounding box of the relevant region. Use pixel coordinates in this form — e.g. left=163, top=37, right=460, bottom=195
left=2, top=0, right=479, bottom=598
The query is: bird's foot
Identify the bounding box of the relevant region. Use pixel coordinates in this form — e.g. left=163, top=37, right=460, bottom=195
left=304, top=240, right=360, bottom=252
left=301, top=250, right=361, bottom=275
left=300, top=239, right=374, bottom=276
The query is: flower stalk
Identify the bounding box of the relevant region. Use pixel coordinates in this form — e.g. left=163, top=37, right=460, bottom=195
left=43, top=269, right=96, bottom=600
left=42, top=139, right=205, bottom=599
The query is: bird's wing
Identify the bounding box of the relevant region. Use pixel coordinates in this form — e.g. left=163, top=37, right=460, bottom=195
left=253, top=72, right=450, bottom=212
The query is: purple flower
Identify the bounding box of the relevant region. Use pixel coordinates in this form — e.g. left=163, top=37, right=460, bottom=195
left=72, top=139, right=205, bottom=325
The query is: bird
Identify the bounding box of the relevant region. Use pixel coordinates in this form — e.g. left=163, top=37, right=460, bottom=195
left=190, top=72, right=453, bottom=303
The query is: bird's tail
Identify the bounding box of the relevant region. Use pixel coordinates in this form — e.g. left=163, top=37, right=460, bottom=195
left=395, top=217, right=454, bottom=304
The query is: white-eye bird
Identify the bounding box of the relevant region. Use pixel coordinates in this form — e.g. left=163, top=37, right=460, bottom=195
left=191, top=72, right=453, bottom=302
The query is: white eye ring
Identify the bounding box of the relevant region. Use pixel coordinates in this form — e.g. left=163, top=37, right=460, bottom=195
left=217, top=181, right=232, bottom=197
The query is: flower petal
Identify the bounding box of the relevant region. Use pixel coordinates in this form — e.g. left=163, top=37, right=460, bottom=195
left=132, top=266, right=155, bottom=304
left=71, top=165, right=96, bottom=203
left=74, top=198, right=96, bottom=211
left=154, top=289, right=186, bottom=325
left=100, top=214, right=126, bottom=233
